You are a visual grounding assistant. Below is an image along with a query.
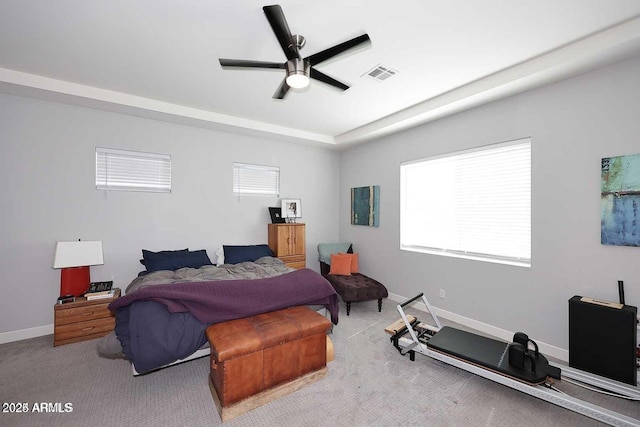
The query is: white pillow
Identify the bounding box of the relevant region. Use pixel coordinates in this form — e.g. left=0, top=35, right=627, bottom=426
left=215, top=247, right=224, bottom=265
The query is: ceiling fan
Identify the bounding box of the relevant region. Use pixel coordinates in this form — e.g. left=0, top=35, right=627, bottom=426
left=219, top=4, right=371, bottom=99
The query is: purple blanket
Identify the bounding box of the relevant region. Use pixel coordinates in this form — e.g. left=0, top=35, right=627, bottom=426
left=110, top=268, right=339, bottom=324
left=109, top=269, right=338, bottom=373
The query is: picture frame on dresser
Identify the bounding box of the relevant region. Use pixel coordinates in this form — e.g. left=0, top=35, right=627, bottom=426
left=281, top=199, right=301, bottom=222
left=268, top=207, right=286, bottom=224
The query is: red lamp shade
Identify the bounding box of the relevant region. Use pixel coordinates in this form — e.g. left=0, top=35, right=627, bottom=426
left=53, top=241, right=104, bottom=297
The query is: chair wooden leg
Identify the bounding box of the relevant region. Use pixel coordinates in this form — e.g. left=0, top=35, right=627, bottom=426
left=378, top=299, right=382, bottom=312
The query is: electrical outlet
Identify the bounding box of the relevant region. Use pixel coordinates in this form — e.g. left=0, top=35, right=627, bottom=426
left=439, top=289, right=446, bottom=299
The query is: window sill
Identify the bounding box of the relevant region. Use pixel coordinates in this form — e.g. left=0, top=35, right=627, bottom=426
left=401, top=245, right=531, bottom=268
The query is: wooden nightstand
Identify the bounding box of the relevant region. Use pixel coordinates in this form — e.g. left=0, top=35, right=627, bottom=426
left=53, top=288, right=120, bottom=347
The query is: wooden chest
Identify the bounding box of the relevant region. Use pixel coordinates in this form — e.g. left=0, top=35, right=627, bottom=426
left=206, top=306, right=331, bottom=421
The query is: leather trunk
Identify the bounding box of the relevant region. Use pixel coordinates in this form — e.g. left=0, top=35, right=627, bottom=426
left=206, top=306, right=331, bottom=406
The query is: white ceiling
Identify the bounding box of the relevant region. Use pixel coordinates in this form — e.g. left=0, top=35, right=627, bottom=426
left=2, top=1, right=640, bottom=148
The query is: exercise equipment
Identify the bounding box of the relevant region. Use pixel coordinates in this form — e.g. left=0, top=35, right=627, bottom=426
left=389, top=293, right=640, bottom=427
left=569, top=295, right=637, bottom=386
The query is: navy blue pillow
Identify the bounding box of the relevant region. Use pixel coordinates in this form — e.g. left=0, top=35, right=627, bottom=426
left=141, top=248, right=212, bottom=272
left=183, top=249, right=213, bottom=269
left=223, top=244, right=274, bottom=264
left=141, top=249, right=188, bottom=271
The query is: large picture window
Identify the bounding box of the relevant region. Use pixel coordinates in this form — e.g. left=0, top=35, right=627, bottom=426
left=400, top=138, right=531, bottom=266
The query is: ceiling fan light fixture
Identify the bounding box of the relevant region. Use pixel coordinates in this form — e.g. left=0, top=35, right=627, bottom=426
left=286, top=73, right=309, bottom=89
left=286, top=59, right=310, bottom=89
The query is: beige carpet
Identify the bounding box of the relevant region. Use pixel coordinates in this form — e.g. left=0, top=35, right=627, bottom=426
left=1, top=301, right=638, bottom=426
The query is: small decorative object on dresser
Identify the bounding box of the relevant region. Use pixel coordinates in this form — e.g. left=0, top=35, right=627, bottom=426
left=268, top=207, right=286, bottom=224
left=281, top=199, right=301, bottom=223
left=54, top=288, right=121, bottom=346
left=268, top=223, right=306, bottom=269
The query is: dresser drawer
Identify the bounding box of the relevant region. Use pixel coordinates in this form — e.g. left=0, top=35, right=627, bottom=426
left=278, top=255, right=305, bottom=269
left=284, top=260, right=306, bottom=269
left=55, top=303, right=113, bottom=326
left=54, top=317, right=116, bottom=346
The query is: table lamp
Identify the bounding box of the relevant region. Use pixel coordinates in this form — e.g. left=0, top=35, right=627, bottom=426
left=53, top=240, right=104, bottom=297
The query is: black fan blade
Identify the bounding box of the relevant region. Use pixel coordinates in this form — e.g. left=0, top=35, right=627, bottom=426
left=273, top=78, right=291, bottom=99
left=219, top=59, right=285, bottom=69
left=310, top=68, right=349, bottom=91
left=306, top=34, right=371, bottom=66
left=263, top=5, right=298, bottom=61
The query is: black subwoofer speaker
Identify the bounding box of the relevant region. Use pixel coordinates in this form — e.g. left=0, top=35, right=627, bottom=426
left=569, top=295, right=637, bottom=386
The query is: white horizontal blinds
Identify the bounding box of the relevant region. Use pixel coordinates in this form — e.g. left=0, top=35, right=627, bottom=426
left=401, top=138, right=531, bottom=264
left=96, top=148, right=171, bottom=192
left=233, top=162, right=279, bottom=196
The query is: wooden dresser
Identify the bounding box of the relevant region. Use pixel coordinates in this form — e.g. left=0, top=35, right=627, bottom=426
left=268, top=223, right=306, bottom=269
left=53, top=288, right=120, bottom=346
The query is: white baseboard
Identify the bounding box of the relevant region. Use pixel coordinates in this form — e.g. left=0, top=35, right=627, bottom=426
left=387, top=292, right=569, bottom=362
left=0, top=324, right=53, bottom=344
left=3, top=296, right=572, bottom=362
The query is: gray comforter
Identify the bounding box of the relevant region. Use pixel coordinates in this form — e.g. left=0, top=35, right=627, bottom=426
left=126, top=256, right=293, bottom=293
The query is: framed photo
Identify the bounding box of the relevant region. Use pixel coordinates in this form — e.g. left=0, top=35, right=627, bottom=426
left=268, top=207, right=286, bottom=223
left=281, top=199, right=302, bottom=221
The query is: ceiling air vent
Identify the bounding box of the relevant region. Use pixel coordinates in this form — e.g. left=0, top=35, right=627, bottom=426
left=364, top=64, right=398, bottom=82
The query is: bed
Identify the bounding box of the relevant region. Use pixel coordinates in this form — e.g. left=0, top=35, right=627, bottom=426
left=97, top=247, right=339, bottom=375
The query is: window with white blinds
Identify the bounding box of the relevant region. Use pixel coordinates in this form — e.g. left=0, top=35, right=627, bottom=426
left=96, top=148, right=171, bottom=193
left=233, top=162, right=279, bottom=196
left=400, top=138, right=531, bottom=266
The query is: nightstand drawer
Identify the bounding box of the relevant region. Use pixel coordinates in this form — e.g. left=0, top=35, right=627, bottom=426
left=54, top=317, right=115, bottom=346
left=55, top=303, right=113, bottom=325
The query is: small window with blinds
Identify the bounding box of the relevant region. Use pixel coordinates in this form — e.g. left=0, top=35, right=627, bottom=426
left=233, top=162, right=279, bottom=196
left=400, top=138, right=531, bottom=267
left=96, top=148, right=171, bottom=193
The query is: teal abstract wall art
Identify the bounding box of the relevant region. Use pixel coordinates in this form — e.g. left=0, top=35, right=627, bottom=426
left=351, top=185, right=380, bottom=227
left=601, top=153, right=640, bottom=246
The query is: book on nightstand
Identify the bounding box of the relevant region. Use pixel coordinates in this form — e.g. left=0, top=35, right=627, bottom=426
left=85, top=288, right=119, bottom=301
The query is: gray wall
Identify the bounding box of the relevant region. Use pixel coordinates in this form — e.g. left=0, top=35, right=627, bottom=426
left=0, top=93, right=340, bottom=335
left=3, top=55, right=639, bottom=354
left=339, top=55, right=640, bottom=352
